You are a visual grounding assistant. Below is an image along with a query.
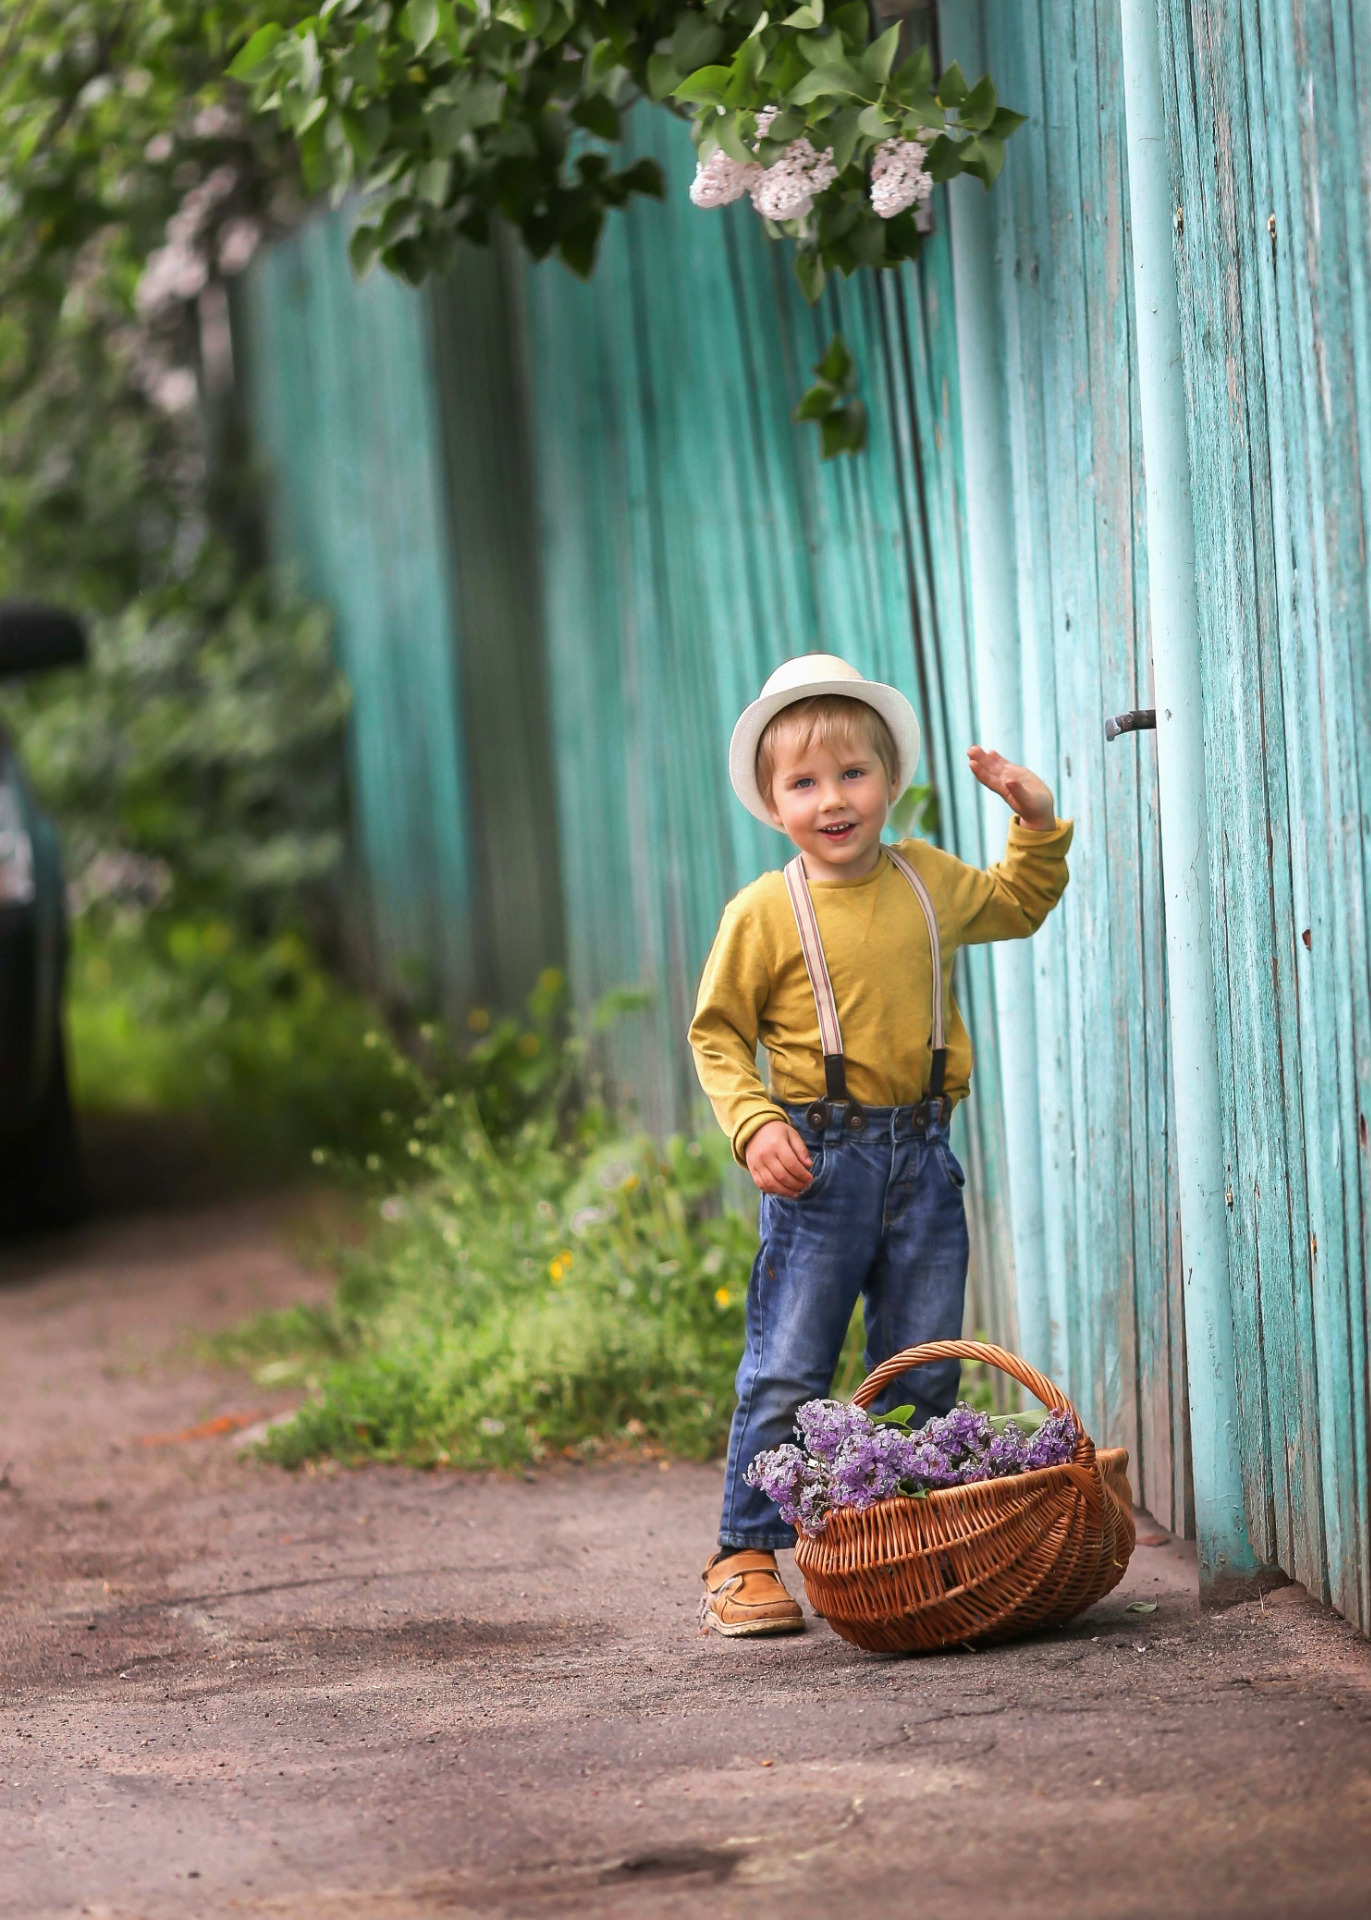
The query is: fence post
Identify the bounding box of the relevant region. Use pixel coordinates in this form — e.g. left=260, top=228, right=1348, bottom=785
left=1118, top=0, right=1263, bottom=1595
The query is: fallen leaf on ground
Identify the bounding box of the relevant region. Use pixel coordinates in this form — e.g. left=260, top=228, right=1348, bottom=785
left=137, top=1410, right=266, bottom=1447
left=1125, top=1600, right=1159, bottom=1613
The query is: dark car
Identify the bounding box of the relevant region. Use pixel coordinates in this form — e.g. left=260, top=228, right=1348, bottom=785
left=0, top=604, right=87, bottom=1233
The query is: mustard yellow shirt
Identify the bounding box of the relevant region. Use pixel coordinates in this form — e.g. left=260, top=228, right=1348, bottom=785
left=689, top=821, right=1073, bottom=1162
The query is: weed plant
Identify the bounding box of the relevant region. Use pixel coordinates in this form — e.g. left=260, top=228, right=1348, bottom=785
left=209, top=985, right=754, bottom=1467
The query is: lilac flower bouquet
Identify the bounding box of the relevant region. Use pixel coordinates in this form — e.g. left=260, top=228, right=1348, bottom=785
left=745, top=1399, right=1078, bottom=1535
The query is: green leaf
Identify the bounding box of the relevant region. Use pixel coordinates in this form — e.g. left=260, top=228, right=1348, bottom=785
left=856, top=102, right=889, bottom=138
left=297, top=118, right=330, bottom=195
left=646, top=53, right=680, bottom=101
left=586, top=38, right=622, bottom=86
left=1125, top=1600, right=1159, bottom=1613
left=669, top=15, right=726, bottom=71
left=402, top=0, right=440, bottom=55
left=671, top=64, right=733, bottom=103
left=796, top=31, right=839, bottom=67
left=990, top=106, right=1027, bottom=139
left=781, top=1, right=824, bottom=26
left=558, top=207, right=605, bottom=278
left=874, top=1403, right=917, bottom=1426
left=887, top=782, right=937, bottom=838
left=827, top=104, right=863, bottom=173
left=820, top=400, right=866, bottom=459
left=617, top=157, right=666, bottom=201
left=227, top=22, right=284, bottom=81
left=733, top=31, right=766, bottom=93
left=343, top=104, right=390, bottom=168
left=714, top=113, right=756, bottom=167
left=816, top=330, right=854, bottom=384
left=788, top=64, right=862, bottom=105
left=861, top=22, right=902, bottom=86
left=570, top=94, right=620, bottom=140
left=892, top=44, right=934, bottom=94
left=793, top=249, right=827, bottom=302
left=937, top=60, right=968, bottom=108
left=348, top=222, right=383, bottom=277
left=959, top=72, right=998, bottom=131
left=793, top=383, right=836, bottom=420
left=849, top=214, right=886, bottom=266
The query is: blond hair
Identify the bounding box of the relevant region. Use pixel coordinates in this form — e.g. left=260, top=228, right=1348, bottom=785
left=755, top=694, right=900, bottom=807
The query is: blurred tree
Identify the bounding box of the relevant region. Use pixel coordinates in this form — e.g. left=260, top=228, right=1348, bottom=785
left=0, top=2, right=350, bottom=941
left=0, top=0, right=301, bottom=606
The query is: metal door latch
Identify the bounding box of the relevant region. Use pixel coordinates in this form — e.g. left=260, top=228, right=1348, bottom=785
left=1105, top=709, right=1156, bottom=741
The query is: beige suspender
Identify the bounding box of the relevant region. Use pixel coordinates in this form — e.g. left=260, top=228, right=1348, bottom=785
left=783, top=847, right=947, bottom=1130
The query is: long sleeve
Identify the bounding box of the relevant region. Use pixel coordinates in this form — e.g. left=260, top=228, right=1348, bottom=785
left=915, top=817, right=1073, bottom=947
left=688, top=896, right=790, bottom=1164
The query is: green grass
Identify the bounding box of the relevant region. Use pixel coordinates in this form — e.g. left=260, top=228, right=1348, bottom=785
left=212, top=1094, right=758, bottom=1469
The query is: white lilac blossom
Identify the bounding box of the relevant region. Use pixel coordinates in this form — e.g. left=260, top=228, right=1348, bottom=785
left=690, top=106, right=836, bottom=224
left=746, top=1399, right=1078, bottom=1534
left=689, top=148, right=763, bottom=209
left=869, top=138, right=934, bottom=220
left=750, top=136, right=838, bottom=222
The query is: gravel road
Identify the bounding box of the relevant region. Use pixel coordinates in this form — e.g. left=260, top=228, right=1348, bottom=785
left=1, top=1193, right=1369, bottom=1920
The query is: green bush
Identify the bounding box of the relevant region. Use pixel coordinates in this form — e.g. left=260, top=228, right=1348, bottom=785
left=217, top=1075, right=757, bottom=1468
left=67, top=911, right=408, bottom=1165
left=2, top=552, right=350, bottom=936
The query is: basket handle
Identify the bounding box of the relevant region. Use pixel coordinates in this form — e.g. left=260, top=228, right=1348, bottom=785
left=850, top=1339, right=1101, bottom=1495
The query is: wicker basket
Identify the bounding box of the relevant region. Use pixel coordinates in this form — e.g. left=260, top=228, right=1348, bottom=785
left=793, top=1340, right=1136, bottom=1653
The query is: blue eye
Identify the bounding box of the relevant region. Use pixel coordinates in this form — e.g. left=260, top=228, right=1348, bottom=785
left=842, top=767, right=867, bottom=781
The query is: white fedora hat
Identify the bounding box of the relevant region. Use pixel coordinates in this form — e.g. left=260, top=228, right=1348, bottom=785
left=729, top=653, right=922, bottom=828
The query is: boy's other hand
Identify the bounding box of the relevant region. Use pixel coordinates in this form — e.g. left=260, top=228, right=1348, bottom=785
left=745, top=1121, right=814, bottom=1197
left=966, top=746, right=1056, bottom=830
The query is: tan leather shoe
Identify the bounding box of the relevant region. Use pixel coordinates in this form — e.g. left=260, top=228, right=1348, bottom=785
left=699, top=1549, right=805, bottom=1637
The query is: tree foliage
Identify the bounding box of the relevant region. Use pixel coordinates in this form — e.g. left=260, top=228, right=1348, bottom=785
left=0, top=0, right=300, bottom=604
left=227, top=0, right=1022, bottom=300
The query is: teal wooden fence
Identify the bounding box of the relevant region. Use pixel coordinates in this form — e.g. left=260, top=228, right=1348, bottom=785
left=237, top=0, right=1371, bottom=1629
left=241, top=217, right=477, bottom=1009
left=1160, top=0, right=1371, bottom=1624
left=949, top=0, right=1191, bottom=1534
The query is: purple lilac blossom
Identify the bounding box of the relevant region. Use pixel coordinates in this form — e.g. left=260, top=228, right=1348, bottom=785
left=794, top=1398, right=873, bottom=1464
left=747, top=1399, right=1079, bottom=1535
left=1025, top=1408, right=1078, bottom=1468
left=744, top=1443, right=831, bottom=1530
left=827, top=1423, right=922, bottom=1509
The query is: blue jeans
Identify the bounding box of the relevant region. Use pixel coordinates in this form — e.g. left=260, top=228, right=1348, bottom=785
left=718, top=1102, right=970, bottom=1551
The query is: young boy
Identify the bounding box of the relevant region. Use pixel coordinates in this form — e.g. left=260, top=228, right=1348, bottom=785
left=690, top=654, right=1071, bottom=1636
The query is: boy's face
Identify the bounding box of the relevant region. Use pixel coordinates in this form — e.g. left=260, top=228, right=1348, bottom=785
left=765, top=728, right=899, bottom=880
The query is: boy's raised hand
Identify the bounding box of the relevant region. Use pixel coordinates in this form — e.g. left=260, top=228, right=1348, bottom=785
left=745, top=1120, right=813, bottom=1197
left=966, top=746, right=1057, bottom=830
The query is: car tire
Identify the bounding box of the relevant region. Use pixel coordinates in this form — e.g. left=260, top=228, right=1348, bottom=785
left=0, top=1024, right=86, bottom=1236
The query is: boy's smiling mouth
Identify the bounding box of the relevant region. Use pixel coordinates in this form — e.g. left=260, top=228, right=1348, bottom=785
left=819, top=821, right=857, bottom=840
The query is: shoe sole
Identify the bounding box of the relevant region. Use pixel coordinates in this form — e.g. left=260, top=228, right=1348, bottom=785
left=701, top=1612, right=806, bottom=1638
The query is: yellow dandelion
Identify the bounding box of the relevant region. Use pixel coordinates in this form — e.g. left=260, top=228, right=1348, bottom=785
left=559, top=1248, right=573, bottom=1267
left=714, top=1287, right=732, bottom=1308
left=623, top=1171, right=640, bottom=1190
left=549, top=1259, right=565, bottom=1283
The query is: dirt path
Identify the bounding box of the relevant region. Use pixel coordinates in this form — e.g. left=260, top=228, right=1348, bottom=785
left=1, top=1196, right=1369, bottom=1920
